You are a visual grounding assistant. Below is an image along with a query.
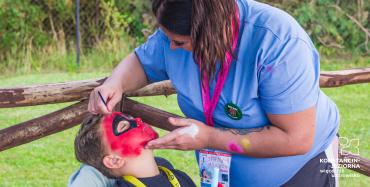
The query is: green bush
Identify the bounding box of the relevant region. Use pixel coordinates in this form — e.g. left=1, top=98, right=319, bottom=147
left=0, top=0, right=151, bottom=59
left=261, top=0, right=369, bottom=56
left=0, top=0, right=49, bottom=60
left=0, top=0, right=368, bottom=74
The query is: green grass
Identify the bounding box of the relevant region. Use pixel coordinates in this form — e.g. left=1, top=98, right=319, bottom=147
left=322, top=84, right=370, bottom=187
left=320, top=56, right=370, bottom=71
left=0, top=66, right=369, bottom=186
left=0, top=34, right=134, bottom=76
left=0, top=72, right=199, bottom=186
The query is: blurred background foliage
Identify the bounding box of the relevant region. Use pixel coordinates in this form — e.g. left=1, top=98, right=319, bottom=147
left=0, top=1, right=369, bottom=186
left=260, top=0, right=369, bottom=56
left=0, top=0, right=368, bottom=74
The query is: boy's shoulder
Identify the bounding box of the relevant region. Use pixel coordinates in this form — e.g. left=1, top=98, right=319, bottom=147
left=170, top=168, right=197, bottom=187
left=117, top=157, right=196, bottom=187
left=68, top=164, right=116, bottom=187
left=154, top=157, right=174, bottom=169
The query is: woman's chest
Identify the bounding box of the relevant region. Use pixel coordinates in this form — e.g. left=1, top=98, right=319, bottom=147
left=164, top=52, right=270, bottom=128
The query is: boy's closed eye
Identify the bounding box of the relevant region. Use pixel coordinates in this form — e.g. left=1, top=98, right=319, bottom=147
left=116, top=121, right=130, bottom=134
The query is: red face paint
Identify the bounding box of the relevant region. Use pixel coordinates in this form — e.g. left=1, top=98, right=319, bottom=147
left=102, top=112, right=158, bottom=157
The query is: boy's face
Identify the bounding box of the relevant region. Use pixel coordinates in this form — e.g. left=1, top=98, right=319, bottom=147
left=102, top=112, right=158, bottom=157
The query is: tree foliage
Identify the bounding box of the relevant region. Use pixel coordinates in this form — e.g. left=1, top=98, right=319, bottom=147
left=261, top=0, right=369, bottom=56
left=0, top=0, right=152, bottom=60
left=0, top=0, right=368, bottom=61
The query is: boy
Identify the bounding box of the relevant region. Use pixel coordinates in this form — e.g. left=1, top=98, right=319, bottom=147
left=70, top=112, right=196, bottom=187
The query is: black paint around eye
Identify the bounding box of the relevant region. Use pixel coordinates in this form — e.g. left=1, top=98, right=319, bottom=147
left=112, top=115, right=138, bottom=136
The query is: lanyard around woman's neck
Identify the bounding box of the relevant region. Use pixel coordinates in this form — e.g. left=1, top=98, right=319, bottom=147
left=200, top=11, right=240, bottom=127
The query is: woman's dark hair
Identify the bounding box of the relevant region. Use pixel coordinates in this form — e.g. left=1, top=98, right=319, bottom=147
left=152, top=0, right=239, bottom=80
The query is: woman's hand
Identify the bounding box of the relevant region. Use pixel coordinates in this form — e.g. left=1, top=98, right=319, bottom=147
left=146, top=117, right=213, bottom=151
left=88, top=79, right=124, bottom=114
left=88, top=53, right=148, bottom=114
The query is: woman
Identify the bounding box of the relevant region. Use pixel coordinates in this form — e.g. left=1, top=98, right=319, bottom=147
left=82, top=0, right=340, bottom=186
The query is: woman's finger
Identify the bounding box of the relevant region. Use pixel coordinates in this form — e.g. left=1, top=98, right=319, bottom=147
left=156, top=141, right=192, bottom=150
left=107, top=92, right=121, bottom=112
left=146, top=131, right=179, bottom=148
left=97, top=102, right=110, bottom=114
left=168, top=117, right=192, bottom=127
left=149, top=141, right=184, bottom=150
left=94, top=89, right=103, bottom=113
left=87, top=91, right=93, bottom=112
left=88, top=91, right=98, bottom=114
left=96, top=90, right=111, bottom=114
left=154, top=145, right=181, bottom=150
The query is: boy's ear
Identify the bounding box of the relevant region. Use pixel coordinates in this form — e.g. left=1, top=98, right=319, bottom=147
left=103, top=154, right=125, bottom=169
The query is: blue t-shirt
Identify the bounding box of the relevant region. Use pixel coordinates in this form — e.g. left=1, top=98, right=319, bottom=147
left=135, top=0, right=339, bottom=186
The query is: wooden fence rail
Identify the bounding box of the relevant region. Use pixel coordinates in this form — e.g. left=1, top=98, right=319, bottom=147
left=0, top=68, right=369, bottom=177
left=0, top=79, right=176, bottom=108
left=1, top=68, right=369, bottom=108
left=320, top=68, right=370, bottom=87
left=0, top=100, right=89, bottom=152
left=0, top=98, right=180, bottom=152
left=340, top=150, right=370, bottom=177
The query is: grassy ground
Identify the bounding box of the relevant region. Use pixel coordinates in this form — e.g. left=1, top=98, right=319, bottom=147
left=0, top=66, right=369, bottom=186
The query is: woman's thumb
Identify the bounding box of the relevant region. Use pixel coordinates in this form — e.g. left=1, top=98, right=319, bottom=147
left=107, top=93, right=121, bottom=112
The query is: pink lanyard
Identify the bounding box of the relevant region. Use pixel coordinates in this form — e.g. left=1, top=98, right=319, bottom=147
left=200, top=12, right=240, bottom=127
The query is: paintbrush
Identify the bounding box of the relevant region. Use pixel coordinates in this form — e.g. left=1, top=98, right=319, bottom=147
left=97, top=91, right=108, bottom=110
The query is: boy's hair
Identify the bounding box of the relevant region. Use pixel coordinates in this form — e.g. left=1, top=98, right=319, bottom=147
left=74, top=114, right=116, bottom=178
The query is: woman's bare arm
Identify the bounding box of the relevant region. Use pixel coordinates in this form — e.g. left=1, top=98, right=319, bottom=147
left=208, top=106, right=316, bottom=157
left=88, top=52, right=148, bottom=114
left=147, top=106, right=316, bottom=158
